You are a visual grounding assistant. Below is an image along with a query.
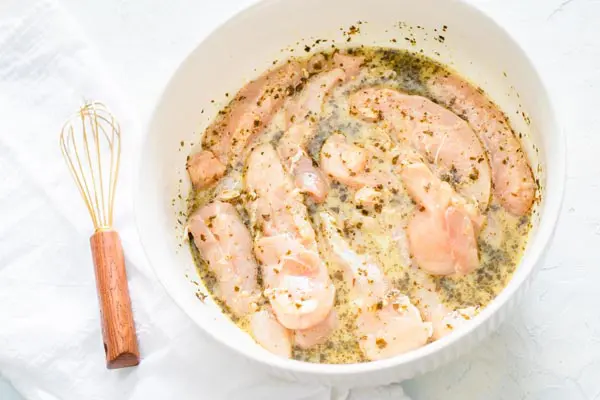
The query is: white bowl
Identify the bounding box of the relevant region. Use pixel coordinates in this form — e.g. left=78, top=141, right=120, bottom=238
left=136, top=0, right=565, bottom=387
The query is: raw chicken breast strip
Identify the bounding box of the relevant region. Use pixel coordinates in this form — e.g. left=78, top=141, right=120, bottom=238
left=278, top=53, right=364, bottom=202
left=319, top=212, right=432, bottom=361
left=187, top=60, right=305, bottom=189
left=246, top=144, right=336, bottom=330
left=250, top=308, right=293, bottom=357
left=349, top=87, right=492, bottom=211
left=400, top=163, right=480, bottom=276
left=187, top=201, right=260, bottom=317
left=427, top=74, right=535, bottom=215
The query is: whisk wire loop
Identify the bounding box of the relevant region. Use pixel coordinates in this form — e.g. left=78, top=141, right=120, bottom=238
left=60, top=102, right=121, bottom=231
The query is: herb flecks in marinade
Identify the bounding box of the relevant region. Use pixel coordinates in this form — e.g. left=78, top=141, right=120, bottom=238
left=185, top=46, right=533, bottom=364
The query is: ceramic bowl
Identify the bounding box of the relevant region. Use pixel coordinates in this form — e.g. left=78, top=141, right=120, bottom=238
left=136, top=0, right=565, bottom=387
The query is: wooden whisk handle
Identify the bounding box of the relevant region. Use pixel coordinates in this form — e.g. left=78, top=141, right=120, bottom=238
left=90, top=230, right=140, bottom=369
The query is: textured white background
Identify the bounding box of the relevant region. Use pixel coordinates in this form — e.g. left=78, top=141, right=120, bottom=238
left=2, top=0, right=599, bottom=399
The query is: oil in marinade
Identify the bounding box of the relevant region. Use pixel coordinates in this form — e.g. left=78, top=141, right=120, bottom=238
left=186, top=47, right=533, bottom=364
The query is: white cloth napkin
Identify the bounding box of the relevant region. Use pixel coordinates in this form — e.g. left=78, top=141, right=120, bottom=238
left=0, top=1, right=411, bottom=399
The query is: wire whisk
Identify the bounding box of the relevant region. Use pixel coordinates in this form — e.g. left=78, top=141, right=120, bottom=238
left=60, top=101, right=140, bottom=369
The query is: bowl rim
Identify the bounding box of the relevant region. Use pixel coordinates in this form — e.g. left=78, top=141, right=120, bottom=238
left=135, top=0, right=566, bottom=376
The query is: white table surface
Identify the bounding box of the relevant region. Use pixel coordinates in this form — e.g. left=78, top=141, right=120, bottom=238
left=3, top=0, right=600, bottom=399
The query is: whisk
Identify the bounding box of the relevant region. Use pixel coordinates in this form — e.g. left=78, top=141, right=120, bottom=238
left=60, top=101, right=140, bottom=369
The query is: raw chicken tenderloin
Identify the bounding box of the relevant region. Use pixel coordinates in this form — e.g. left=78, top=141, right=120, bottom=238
left=246, top=144, right=336, bottom=330
left=187, top=201, right=260, bottom=317
left=250, top=308, right=292, bottom=357
left=427, top=74, right=535, bottom=215
left=400, top=163, right=480, bottom=276
left=278, top=121, right=331, bottom=203
left=187, top=60, right=305, bottom=189
left=284, top=53, right=364, bottom=125
left=278, top=53, right=364, bottom=202
left=186, top=151, right=227, bottom=189
left=349, top=87, right=492, bottom=211
left=319, top=212, right=432, bottom=361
